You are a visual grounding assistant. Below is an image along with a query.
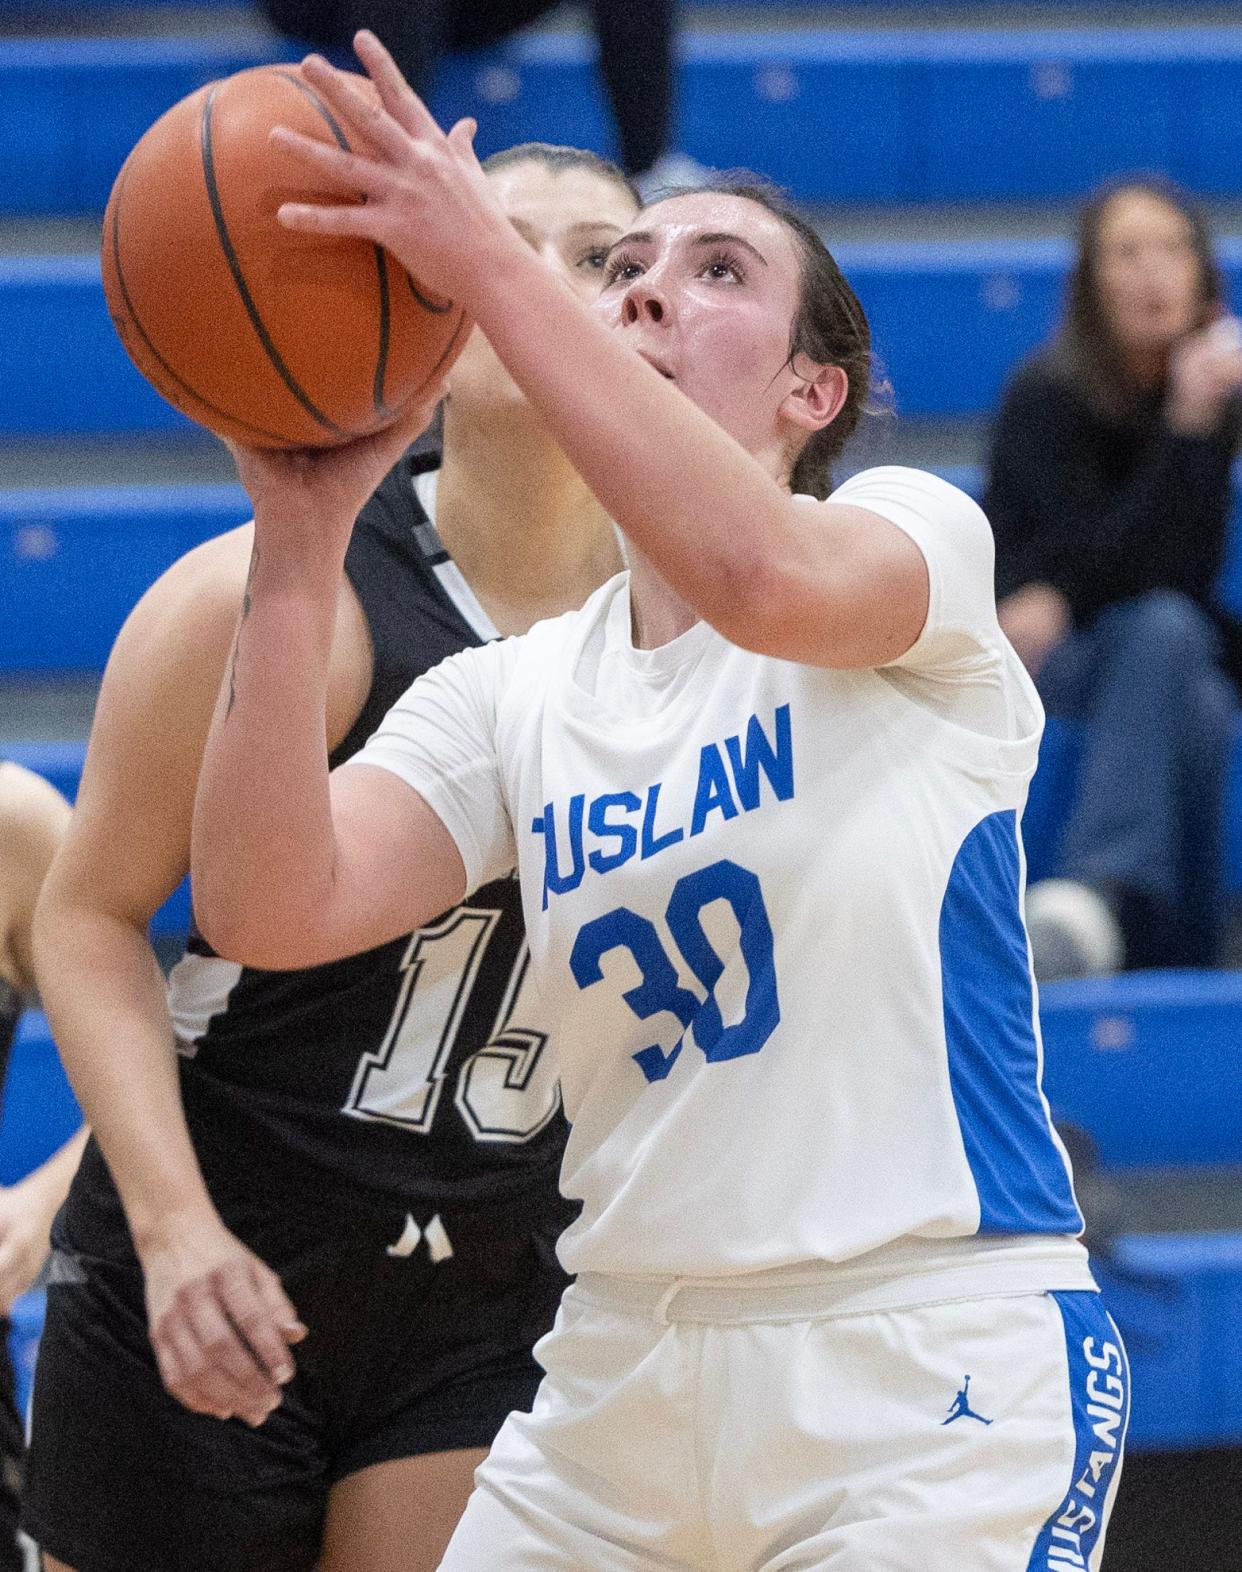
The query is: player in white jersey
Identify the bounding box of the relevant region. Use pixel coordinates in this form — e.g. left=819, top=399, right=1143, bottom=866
left=191, top=34, right=1129, bottom=1570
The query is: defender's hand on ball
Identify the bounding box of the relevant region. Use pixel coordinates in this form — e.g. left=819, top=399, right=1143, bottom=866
left=273, top=33, right=508, bottom=308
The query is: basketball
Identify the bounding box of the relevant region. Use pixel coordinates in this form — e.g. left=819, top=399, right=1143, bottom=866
left=100, top=64, right=470, bottom=448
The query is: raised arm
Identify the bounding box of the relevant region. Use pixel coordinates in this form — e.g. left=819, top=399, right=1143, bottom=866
left=269, top=39, right=931, bottom=671
left=189, top=416, right=470, bottom=972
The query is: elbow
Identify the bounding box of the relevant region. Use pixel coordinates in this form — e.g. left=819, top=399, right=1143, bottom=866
left=705, top=552, right=800, bottom=655
left=193, top=885, right=327, bottom=973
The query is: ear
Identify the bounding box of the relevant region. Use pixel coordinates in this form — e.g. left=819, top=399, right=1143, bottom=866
left=779, top=359, right=849, bottom=435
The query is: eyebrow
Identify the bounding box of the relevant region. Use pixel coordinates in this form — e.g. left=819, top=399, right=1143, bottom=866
left=605, top=230, right=770, bottom=266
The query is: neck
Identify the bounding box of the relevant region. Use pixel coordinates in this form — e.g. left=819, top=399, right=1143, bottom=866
left=436, top=403, right=624, bottom=635
left=627, top=544, right=699, bottom=648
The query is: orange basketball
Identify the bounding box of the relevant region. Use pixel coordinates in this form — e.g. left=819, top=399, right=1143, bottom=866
left=101, top=64, right=470, bottom=448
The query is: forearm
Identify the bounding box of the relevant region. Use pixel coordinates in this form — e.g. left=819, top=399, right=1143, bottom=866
left=191, top=539, right=344, bottom=965
left=34, top=902, right=216, bottom=1248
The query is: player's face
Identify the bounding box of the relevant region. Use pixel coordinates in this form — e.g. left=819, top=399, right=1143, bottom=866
left=593, top=192, right=811, bottom=468
left=1093, top=189, right=1206, bottom=364
left=446, top=162, right=638, bottom=414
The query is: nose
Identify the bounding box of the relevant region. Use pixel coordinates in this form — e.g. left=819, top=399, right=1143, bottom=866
left=622, top=282, right=667, bottom=326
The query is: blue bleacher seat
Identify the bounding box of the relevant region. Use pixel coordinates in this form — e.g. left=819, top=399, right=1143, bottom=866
left=1040, top=970, right=1242, bottom=1168
left=6, top=27, right=1242, bottom=215
left=0, top=1009, right=82, bottom=1187
left=0, top=483, right=251, bottom=667
left=1099, top=1234, right=1242, bottom=1449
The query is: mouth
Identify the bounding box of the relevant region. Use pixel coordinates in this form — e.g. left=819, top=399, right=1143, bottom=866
left=636, top=351, right=676, bottom=382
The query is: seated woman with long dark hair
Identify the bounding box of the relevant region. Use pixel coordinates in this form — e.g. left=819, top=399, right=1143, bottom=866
left=986, top=176, right=1242, bottom=975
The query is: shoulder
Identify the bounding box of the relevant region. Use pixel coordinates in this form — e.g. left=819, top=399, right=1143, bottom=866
left=0, top=761, right=70, bottom=849
left=111, top=524, right=257, bottom=678
left=0, top=762, right=69, bottom=989
left=828, top=466, right=992, bottom=554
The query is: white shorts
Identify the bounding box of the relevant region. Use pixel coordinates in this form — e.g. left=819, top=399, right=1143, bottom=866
left=439, top=1276, right=1129, bottom=1572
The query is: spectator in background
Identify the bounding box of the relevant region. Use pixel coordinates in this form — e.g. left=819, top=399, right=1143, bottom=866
left=986, top=177, right=1242, bottom=979
left=0, top=761, right=82, bottom=1572
left=262, top=0, right=699, bottom=194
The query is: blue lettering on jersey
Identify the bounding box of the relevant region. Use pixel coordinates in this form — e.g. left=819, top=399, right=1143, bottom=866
left=642, top=781, right=684, bottom=862
left=588, top=792, right=641, bottom=874
left=690, top=743, right=739, bottom=836
left=534, top=705, right=794, bottom=909
left=531, top=792, right=587, bottom=909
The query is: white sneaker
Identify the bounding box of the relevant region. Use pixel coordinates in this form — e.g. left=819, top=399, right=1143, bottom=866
left=1025, top=879, right=1125, bottom=982
left=634, top=151, right=715, bottom=204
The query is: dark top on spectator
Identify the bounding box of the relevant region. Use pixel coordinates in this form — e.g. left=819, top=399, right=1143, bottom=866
left=986, top=350, right=1242, bottom=681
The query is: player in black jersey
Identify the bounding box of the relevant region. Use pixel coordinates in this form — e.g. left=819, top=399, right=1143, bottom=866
left=0, top=762, right=78, bottom=1572
left=21, top=147, right=636, bottom=1572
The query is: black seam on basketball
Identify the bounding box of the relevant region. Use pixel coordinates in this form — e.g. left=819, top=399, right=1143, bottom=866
left=106, top=160, right=299, bottom=446
left=373, top=248, right=394, bottom=417
left=201, top=81, right=351, bottom=438
left=274, top=70, right=396, bottom=421
left=407, top=272, right=454, bottom=316
left=412, top=305, right=468, bottom=397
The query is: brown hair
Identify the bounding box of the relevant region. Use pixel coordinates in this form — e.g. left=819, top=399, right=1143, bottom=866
left=1053, top=175, right=1223, bottom=424
left=482, top=142, right=640, bottom=210
left=643, top=175, right=875, bottom=498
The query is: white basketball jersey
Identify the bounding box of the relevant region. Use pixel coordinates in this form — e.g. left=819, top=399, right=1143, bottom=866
left=352, top=467, right=1089, bottom=1290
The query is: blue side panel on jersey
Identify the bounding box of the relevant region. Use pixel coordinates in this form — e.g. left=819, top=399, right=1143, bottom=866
left=939, top=809, right=1082, bottom=1234
left=1027, top=1291, right=1130, bottom=1568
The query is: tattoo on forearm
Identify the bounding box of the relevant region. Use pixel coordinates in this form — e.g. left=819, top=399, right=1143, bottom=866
left=225, top=545, right=260, bottom=721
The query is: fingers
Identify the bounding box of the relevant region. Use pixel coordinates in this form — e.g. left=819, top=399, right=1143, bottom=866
left=270, top=127, right=382, bottom=197
left=150, top=1268, right=301, bottom=1427
left=278, top=198, right=374, bottom=240
left=351, top=29, right=445, bottom=142
left=298, top=54, right=417, bottom=168
left=154, top=1310, right=259, bottom=1424
left=447, top=116, right=481, bottom=172
left=249, top=1257, right=309, bottom=1349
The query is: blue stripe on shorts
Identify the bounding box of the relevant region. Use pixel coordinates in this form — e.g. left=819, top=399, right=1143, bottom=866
left=1027, top=1290, right=1131, bottom=1572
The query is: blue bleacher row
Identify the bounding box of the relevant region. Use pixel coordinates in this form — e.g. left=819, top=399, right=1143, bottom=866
left=9, top=238, right=1242, bottom=436
left=5, top=25, right=1242, bottom=217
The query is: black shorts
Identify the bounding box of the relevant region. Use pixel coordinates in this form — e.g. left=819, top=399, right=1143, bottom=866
left=0, top=1334, right=23, bottom=1572
left=21, top=1191, right=570, bottom=1572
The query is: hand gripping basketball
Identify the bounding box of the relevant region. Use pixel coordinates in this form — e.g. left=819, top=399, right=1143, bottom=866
left=273, top=33, right=511, bottom=310
left=101, top=55, right=471, bottom=448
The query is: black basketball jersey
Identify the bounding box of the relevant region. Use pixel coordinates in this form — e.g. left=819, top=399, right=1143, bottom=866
left=74, top=451, right=573, bottom=1231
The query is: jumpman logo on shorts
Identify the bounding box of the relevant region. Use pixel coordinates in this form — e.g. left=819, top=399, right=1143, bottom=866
left=942, top=1374, right=993, bottom=1426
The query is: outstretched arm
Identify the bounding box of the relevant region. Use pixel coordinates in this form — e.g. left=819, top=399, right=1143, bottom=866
left=269, top=38, right=930, bottom=670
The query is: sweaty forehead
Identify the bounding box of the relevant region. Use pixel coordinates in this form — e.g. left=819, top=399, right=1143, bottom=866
left=488, top=162, right=637, bottom=232
left=636, top=191, right=798, bottom=261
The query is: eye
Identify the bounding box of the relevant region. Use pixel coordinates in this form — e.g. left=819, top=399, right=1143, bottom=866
left=603, top=249, right=644, bottom=285
left=578, top=247, right=612, bottom=272
left=701, top=249, right=744, bottom=284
